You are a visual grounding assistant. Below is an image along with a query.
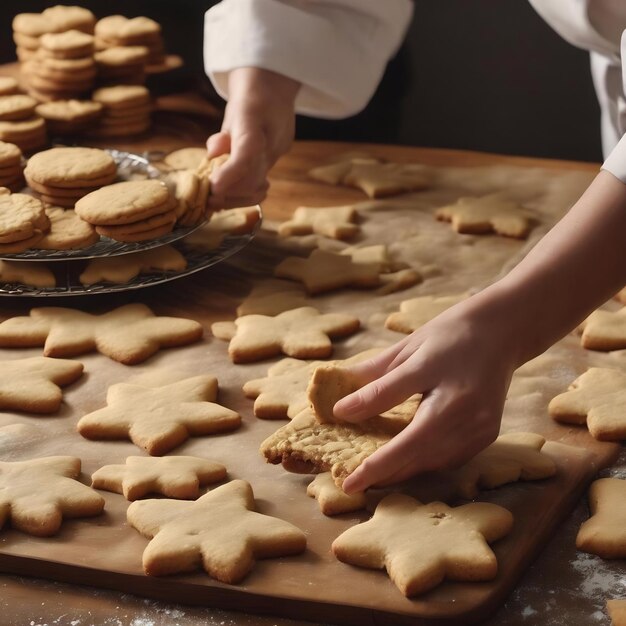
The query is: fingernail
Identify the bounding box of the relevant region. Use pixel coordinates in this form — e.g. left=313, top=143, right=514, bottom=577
left=342, top=473, right=361, bottom=495
left=334, top=395, right=359, bottom=418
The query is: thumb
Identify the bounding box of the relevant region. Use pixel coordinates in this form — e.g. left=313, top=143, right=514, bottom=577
left=206, top=131, right=231, bottom=159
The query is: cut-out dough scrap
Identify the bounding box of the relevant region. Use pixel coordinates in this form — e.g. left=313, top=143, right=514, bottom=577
left=127, top=479, right=307, bottom=581
left=261, top=406, right=416, bottom=487
left=385, top=294, right=468, bottom=334
left=576, top=477, right=626, bottom=558
left=453, top=432, right=557, bottom=499
left=243, top=348, right=382, bottom=420
left=307, top=472, right=366, bottom=516
left=578, top=307, right=626, bottom=352
left=332, top=494, right=513, bottom=597
left=79, top=245, right=187, bottom=285
left=0, top=356, right=83, bottom=414
left=92, top=456, right=227, bottom=501
left=77, top=375, right=241, bottom=456
left=548, top=368, right=626, bottom=440
left=278, top=205, right=359, bottom=240
left=274, top=249, right=380, bottom=295
left=0, top=303, right=203, bottom=365
left=0, top=260, right=55, bottom=288
left=0, top=456, right=104, bottom=536
left=435, top=194, right=534, bottom=238
left=212, top=306, right=360, bottom=363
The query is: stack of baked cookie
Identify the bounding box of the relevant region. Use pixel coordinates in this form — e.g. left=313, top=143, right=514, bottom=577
left=95, top=16, right=164, bottom=66
left=0, top=77, right=19, bottom=97
left=0, top=111, right=47, bottom=153
left=75, top=179, right=177, bottom=242
left=95, top=46, right=149, bottom=86
left=35, top=100, right=103, bottom=135
left=0, top=190, right=50, bottom=254
left=12, top=6, right=96, bottom=63
left=24, top=147, right=117, bottom=209
left=0, top=141, right=24, bottom=192
left=24, top=30, right=96, bottom=101
left=91, top=85, right=151, bottom=137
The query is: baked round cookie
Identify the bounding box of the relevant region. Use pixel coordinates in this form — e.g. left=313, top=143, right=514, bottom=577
left=75, top=180, right=173, bottom=226
left=0, top=95, right=38, bottom=121
left=92, top=85, right=150, bottom=109
left=39, top=30, right=94, bottom=59
left=0, top=193, right=48, bottom=242
left=0, top=77, right=19, bottom=96
left=164, top=147, right=208, bottom=171
left=96, top=220, right=175, bottom=243
left=95, top=46, right=149, bottom=67
left=95, top=15, right=161, bottom=44
left=0, top=141, right=23, bottom=168
left=37, top=54, right=96, bottom=72
left=95, top=206, right=177, bottom=237
left=0, top=116, right=47, bottom=151
left=35, top=100, right=102, bottom=123
left=37, top=206, right=99, bottom=250
left=14, top=6, right=95, bottom=37
left=12, top=32, right=40, bottom=51
left=24, top=147, right=117, bottom=188
left=87, top=119, right=150, bottom=138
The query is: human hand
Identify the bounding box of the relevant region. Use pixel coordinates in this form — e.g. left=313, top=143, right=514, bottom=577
left=206, top=67, right=300, bottom=209
left=334, top=294, right=520, bottom=494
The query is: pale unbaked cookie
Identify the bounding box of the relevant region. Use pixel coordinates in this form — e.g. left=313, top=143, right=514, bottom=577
left=212, top=306, right=360, bottom=363
left=92, top=456, right=227, bottom=500
left=0, top=260, right=55, bottom=288
left=578, top=307, right=626, bottom=351
left=274, top=249, right=381, bottom=294
left=307, top=472, right=366, bottom=516
left=548, top=368, right=626, bottom=440
left=0, top=303, right=203, bottom=365
left=332, top=494, right=513, bottom=596
left=576, top=477, right=626, bottom=558
left=0, top=356, right=83, bottom=413
left=435, top=193, right=534, bottom=238
left=78, top=375, right=241, bottom=455
left=278, top=205, right=360, bottom=239
left=127, top=479, right=307, bottom=581
left=79, top=245, right=187, bottom=285
left=385, top=294, right=468, bottom=334
left=0, top=456, right=104, bottom=536
left=453, top=432, right=557, bottom=499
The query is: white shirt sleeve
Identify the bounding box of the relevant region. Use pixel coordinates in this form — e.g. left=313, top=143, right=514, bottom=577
left=601, top=30, right=626, bottom=184
left=203, top=0, right=414, bottom=119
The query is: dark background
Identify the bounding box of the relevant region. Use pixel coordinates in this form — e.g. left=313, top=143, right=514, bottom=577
left=0, top=0, right=603, bottom=163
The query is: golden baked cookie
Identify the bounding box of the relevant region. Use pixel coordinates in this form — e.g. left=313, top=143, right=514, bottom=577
left=39, top=30, right=94, bottom=59
left=0, top=77, right=19, bottom=96
left=0, top=95, right=38, bottom=122
left=0, top=140, right=22, bottom=168
left=37, top=206, right=98, bottom=251
left=0, top=192, right=48, bottom=242
left=92, top=84, right=150, bottom=109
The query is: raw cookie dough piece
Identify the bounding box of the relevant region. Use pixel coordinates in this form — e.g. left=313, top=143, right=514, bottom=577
left=127, top=479, right=307, bottom=581
left=307, top=472, right=366, bottom=516
left=548, top=368, right=626, bottom=440
left=278, top=205, right=359, bottom=240
left=0, top=303, right=203, bottom=365
left=435, top=193, right=534, bottom=238
left=453, top=432, right=557, bottom=499
left=243, top=349, right=381, bottom=420
left=236, top=279, right=308, bottom=318
left=92, top=456, right=227, bottom=500
left=0, top=356, right=83, bottom=413
left=274, top=249, right=380, bottom=295
left=385, top=294, right=468, bottom=334
left=37, top=206, right=98, bottom=251
left=576, top=478, right=626, bottom=558
left=332, top=494, right=513, bottom=596
left=78, top=375, right=241, bottom=456
left=578, top=307, right=626, bottom=351
left=79, top=245, right=187, bottom=285
left=0, top=456, right=104, bottom=536
left=0, top=260, right=55, bottom=288
left=261, top=407, right=408, bottom=486
left=212, top=306, right=360, bottom=363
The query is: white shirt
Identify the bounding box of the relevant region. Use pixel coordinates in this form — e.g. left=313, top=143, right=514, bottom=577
left=204, top=0, right=626, bottom=183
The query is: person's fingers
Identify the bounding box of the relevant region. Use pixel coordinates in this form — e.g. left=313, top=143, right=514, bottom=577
left=343, top=336, right=412, bottom=383
left=334, top=354, right=425, bottom=422
left=206, top=131, right=231, bottom=159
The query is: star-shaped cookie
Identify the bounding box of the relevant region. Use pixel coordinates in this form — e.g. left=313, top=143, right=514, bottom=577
left=385, top=294, right=468, bottom=334
left=127, top=479, right=307, bottom=581
left=92, top=456, right=227, bottom=501
left=435, top=194, right=534, bottom=238
left=278, top=205, right=360, bottom=240
left=576, top=477, right=626, bottom=558
left=332, top=494, right=513, bottom=596
left=0, top=356, right=83, bottom=413
left=548, top=368, right=626, bottom=440
left=307, top=472, right=366, bottom=516
left=77, top=375, right=241, bottom=455
left=274, top=249, right=380, bottom=294
left=453, top=432, right=556, bottom=499
left=236, top=279, right=308, bottom=318
left=578, top=307, right=626, bottom=351
left=343, top=161, right=431, bottom=198
left=0, top=456, right=105, bottom=536
left=212, top=306, right=360, bottom=363
left=0, top=303, right=203, bottom=364
left=0, top=260, right=55, bottom=288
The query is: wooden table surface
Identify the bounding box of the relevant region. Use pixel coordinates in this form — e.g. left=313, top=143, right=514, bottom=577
left=0, top=73, right=622, bottom=625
